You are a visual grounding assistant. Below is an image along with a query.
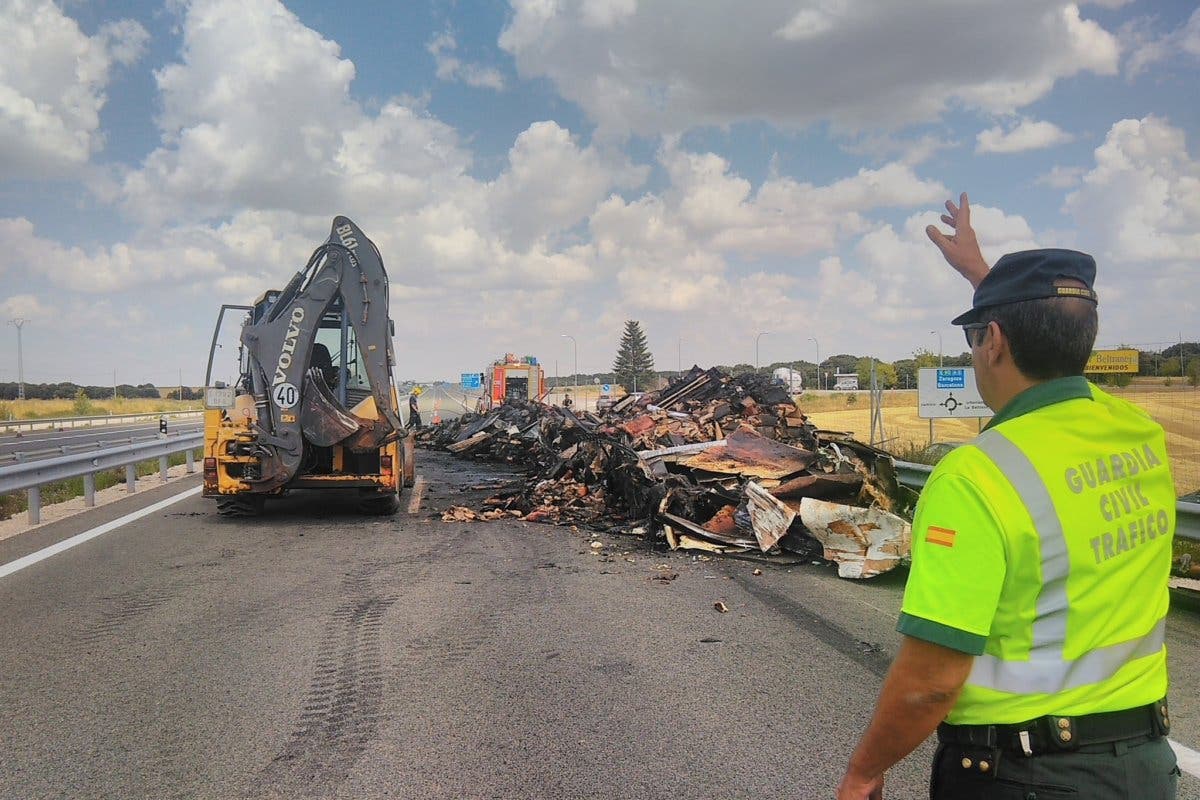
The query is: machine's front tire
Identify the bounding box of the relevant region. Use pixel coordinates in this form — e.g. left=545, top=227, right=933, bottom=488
left=216, top=496, right=266, bottom=517
left=358, top=490, right=401, bottom=516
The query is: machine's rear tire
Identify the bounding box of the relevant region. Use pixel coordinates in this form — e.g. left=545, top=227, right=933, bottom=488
left=358, top=490, right=401, bottom=516
left=216, top=496, right=266, bottom=517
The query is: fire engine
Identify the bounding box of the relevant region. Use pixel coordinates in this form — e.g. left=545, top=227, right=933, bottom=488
left=483, top=354, right=546, bottom=407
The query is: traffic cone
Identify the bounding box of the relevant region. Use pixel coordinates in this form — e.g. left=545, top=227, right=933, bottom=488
left=432, top=396, right=441, bottom=425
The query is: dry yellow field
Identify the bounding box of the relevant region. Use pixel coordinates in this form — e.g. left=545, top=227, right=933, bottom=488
left=0, top=397, right=201, bottom=420
left=802, top=387, right=1200, bottom=496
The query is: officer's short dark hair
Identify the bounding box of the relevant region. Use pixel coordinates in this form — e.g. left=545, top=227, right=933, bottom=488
left=976, top=291, right=1098, bottom=380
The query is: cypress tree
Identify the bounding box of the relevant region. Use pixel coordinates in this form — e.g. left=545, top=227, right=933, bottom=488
left=612, top=320, right=656, bottom=392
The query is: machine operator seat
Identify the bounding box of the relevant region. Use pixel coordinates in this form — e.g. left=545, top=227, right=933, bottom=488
left=310, top=343, right=338, bottom=388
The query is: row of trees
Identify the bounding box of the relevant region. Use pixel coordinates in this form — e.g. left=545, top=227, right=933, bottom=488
left=0, top=383, right=199, bottom=401
left=588, top=323, right=1200, bottom=393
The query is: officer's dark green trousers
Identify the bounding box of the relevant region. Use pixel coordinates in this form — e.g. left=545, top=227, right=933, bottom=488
left=930, top=735, right=1179, bottom=799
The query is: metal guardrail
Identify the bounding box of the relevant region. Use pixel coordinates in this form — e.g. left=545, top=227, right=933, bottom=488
left=893, top=460, right=1200, bottom=542
left=0, top=433, right=204, bottom=525
left=0, top=410, right=203, bottom=433
left=0, top=424, right=204, bottom=465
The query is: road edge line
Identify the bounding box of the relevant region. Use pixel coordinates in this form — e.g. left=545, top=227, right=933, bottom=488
left=0, top=485, right=202, bottom=580
left=406, top=475, right=426, bottom=514
left=1170, top=738, right=1200, bottom=779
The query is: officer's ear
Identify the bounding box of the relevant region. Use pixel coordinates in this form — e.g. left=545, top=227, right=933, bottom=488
left=978, top=320, right=1009, bottom=367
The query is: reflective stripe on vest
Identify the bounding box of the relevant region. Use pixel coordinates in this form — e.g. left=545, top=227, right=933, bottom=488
left=964, top=428, right=1166, bottom=695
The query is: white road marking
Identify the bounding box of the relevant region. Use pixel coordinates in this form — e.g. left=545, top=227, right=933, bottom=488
left=406, top=475, right=426, bottom=514
left=1171, top=738, right=1200, bottom=778
left=0, top=486, right=202, bottom=580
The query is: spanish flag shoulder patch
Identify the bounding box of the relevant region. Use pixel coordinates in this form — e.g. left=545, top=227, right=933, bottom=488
left=925, top=526, right=957, bottom=548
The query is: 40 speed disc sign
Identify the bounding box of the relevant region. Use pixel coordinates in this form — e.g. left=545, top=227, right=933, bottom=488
left=272, top=382, right=299, bottom=409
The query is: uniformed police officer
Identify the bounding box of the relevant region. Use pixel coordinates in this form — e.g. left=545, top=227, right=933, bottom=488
left=837, top=194, right=1178, bottom=800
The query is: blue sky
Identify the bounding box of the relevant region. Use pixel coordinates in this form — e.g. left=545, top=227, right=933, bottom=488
left=0, top=0, right=1197, bottom=387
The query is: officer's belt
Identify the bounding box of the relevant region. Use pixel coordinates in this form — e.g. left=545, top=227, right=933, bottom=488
left=937, top=700, right=1169, bottom=757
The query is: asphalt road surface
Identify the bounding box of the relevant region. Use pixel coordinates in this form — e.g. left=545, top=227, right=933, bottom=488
left=2, top=450, right=1198, bottom=799
left=0, top=419, right=203, bottom=464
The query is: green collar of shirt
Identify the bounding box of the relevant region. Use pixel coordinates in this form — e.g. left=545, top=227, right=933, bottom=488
left=982, top=375, right=1092, bottom=431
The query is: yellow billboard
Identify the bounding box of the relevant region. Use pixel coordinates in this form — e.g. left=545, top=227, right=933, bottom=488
left=1085, top=349, right=1140, bottom=374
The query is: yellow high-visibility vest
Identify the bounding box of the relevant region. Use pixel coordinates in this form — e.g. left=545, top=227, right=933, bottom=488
left=899, top=377, right=1175, bottom=724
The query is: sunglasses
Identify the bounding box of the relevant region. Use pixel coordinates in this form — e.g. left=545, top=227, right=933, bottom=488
left=962, top=323, right=989, bottom=347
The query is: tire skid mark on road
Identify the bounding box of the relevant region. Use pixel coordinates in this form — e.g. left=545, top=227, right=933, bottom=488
left=72, top=585, right=177, bottom=645
left=249, top=529, right=474, bottom=798
left=251, top=559, right=397, bottom=798
left=391, top=526, right=548, bottom=691
left=728, top=567, right=893, bottom=678
left=376, top=525, right=578, bottom=799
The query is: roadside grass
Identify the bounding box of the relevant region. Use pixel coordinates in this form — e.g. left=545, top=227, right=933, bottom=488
left=0, top=449, right=200, bottom=521
left=2, top=398, right=202, bottom=421
left=795, top=390, right=918, bottom=413
left=883, top=440, right=946, bottom=465
left=1177, top=538, right=1200, bottom=564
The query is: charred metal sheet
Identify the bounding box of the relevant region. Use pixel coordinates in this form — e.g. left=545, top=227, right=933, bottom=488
left=665, top=525, right=742, bottom=553
left=637, top=439, right=726, bottom=477
left=661, top=511, right=757, bottom=548
left=799, top=498, right=911, bottom=579
left=681, top=426, right=816, bottom=479
left=770, top=472, right=863, bottom=501
left=745, top=480, right=795, bottom=552
left=815, top=431, right=912, bottom=515
left=701, top=504, right=739, bottom=537
left=447, top=431, right=492, bottom=453
left=621, top=415, right=657, bottom=437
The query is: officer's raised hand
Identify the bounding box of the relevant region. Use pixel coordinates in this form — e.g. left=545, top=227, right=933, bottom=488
left=925, top=192, right=989, bottom=289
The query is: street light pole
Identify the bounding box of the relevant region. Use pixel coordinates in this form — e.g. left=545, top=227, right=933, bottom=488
left=755, top=331, right=771, bottom=372
left=561, top=333, right=577, bottom=404
left=930, top=329, right=943, bottom=367
left=8, top=318, right=28, bottom=400
left=808, top=336, right=820, bottom=390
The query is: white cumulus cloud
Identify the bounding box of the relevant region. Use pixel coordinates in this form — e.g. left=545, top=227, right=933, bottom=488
left=499, top=0, right=1119, bottom=135
left=1036, top=165, right=1086, bottom=188
left=976, top=118, right=1074, bottom=153
left=489, top=121, right=647, bottom=249
left=1125, top=6, right=1200, bottom=77
left=428, top=30, right=506, bottom=90
left=0, top=0, right=148, bottom=179
left=1064, top=116, right=1200, bottom=265
left=0, top=293, right=52, bottom=321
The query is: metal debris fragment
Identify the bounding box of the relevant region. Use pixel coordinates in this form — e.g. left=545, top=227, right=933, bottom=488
left=799, top=498, right=911, bottom=579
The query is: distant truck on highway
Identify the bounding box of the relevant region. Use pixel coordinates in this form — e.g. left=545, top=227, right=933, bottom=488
left=772, top=367, right=803, bottom=394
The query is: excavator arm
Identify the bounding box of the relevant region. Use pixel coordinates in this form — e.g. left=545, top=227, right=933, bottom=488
left=238, top=217, right=403, bottom=491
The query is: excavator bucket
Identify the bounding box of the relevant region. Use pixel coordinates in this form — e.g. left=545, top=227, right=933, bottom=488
left=300, top=369, right=362, bottom=447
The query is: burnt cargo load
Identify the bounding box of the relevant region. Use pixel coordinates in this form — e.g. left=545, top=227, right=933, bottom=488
left=420, top=366, right=915, bottom=577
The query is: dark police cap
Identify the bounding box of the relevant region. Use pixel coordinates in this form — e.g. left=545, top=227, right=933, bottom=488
left=951, top=248, right=1098, bottom=326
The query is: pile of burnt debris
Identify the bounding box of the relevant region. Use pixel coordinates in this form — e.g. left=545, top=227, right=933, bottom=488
left=417, top=366, right=916, bottom=578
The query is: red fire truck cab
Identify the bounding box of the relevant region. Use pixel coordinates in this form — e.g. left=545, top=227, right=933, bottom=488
left=484, top=354, right=546, bottom=407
